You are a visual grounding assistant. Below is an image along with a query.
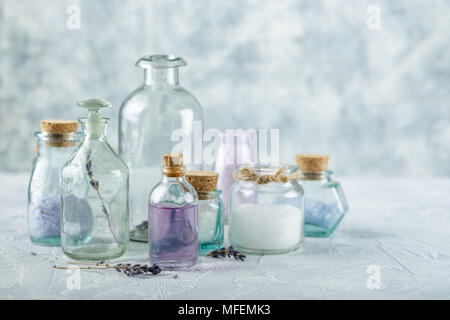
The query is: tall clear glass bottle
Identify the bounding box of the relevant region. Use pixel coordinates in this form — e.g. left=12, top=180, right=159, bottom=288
left=119, top=54, right=203, bottom=242
left=148, top=153, right=198, bottom=269
left=27, top=120, right=81, bottom=246
left=61, top=99, right=129, bottom=260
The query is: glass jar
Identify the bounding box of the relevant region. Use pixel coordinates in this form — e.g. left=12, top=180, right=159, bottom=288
left=295, top=154, right=348, bottom=238
left=186, top=171, right=224, bottom=255
left=61, top=99, right=129, bottom=260
left=148, top=153, right=198, bottom=269
left=27, top=120, right=81, bottom=246
left=119, top=54, right=203, bottom=242
left=229, top=165, right=304, bottom=254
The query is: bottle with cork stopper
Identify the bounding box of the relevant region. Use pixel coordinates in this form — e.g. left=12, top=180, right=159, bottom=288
left=61, top=98, right=129, bottom=260
left=295, top=154, right=348, bottom=237
left=148, top=153, right=199, bottom=269
left=186, top=170, right=224, bottom=255
left=27, top=119, right=82, bottom=246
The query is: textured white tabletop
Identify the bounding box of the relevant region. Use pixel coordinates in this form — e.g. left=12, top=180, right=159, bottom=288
left=1, top=172, right=449, bottom=299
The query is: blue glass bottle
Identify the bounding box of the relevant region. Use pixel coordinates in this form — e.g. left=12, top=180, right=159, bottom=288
left=186, top=171, right=224, bottom=255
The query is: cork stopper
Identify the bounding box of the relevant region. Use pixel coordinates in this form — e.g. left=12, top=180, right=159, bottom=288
left=186, top=171, right=219, bottom=193
left=39, top=119, right=78, bottom=148
left=40, top=120, right=78, bottom=133
left=295, top=154, right=330, bottom=172
left=162, top=153, right=184, bottom=177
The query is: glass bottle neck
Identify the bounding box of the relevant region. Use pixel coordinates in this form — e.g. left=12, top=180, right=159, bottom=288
left=198, top=190, right=220, bottom=201
left=161, top=175, right=187, bottom=183
left=144, top=68, right=179, bottom=86
left=299, top=171, right=332, bottom=181
left=80, top=123, right=107, bottom=141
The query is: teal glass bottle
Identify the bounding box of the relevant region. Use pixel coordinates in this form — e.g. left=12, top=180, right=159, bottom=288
left=61, top=99, right=130, bottom=260
left=186, top=171, right=224, bottom=255
left=296, top=154, right=348, bottom=237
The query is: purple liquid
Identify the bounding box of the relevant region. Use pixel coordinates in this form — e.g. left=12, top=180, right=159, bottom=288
left=148, top=204, right=198, bottom=269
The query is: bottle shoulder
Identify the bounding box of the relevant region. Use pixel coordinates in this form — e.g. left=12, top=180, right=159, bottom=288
left=120, top=84, right=203, bottom=116
left=62, top=140, right=128, bottom=175
left=149, top=179, right=198, bottom=206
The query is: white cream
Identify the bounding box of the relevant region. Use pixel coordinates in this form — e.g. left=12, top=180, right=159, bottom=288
left=230, top=203, right=303, bottom=251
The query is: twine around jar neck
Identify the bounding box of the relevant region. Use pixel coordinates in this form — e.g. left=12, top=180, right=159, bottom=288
left=233, top=166, right=300, bottom=185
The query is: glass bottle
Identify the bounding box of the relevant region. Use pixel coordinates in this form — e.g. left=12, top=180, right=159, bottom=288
left=119, top=54, right=203, bottom=242
left=295, top=154, right=348, bottom=237
left=186, top=171, right=224, bottom=255
left=213, top=131, right=256, bottom=223
left=61, top=98, right=129, bottom=260
left=148, top=153, right=198, bottom=269
left=27, top=120, right=81, bottom=246
left=229, top=165, right=304, bottom=254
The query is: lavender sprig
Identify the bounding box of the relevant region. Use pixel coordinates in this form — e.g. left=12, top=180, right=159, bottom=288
left=53, top=261, right=162, bottom=277
left=113, top=263, right=161, bottom=276
left=85, top=151, right=121, bottom=247
left=207, top=246, right=246, bottom=261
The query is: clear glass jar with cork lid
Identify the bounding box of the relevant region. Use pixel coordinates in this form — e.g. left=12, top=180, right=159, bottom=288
left=27, top=120, right=82, bottom=246
left=186, top=171, right=224, bottom=255
left=61, top=99, right=129, bottom=260
left=148, top=153, right=198, bottom=269
left=295, top=154, right=348, bottom=237
left=229, top=165, right=304, bottom=254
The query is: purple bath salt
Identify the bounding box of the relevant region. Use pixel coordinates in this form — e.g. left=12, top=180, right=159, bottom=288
left=148, top=204, right=198, bottom=268
left=62, top=194, right=94, bottom=239
left=304, top=199, right=343, bottom=229
left=28, top=194, right=61, bottom=238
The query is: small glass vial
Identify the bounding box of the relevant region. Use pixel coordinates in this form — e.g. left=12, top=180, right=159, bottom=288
left=61, top=99, right=130, bottom=260
left=27, top=120, right=81, bottom=246
left=295, top=154, right=348, bottom=238
left=119, top=54, right=203, bottom=242
left=186, top=171, right=224, bottom=255
left=148, top=153, right=198, bottom=269
left=229, top=165, right=304, bottom=254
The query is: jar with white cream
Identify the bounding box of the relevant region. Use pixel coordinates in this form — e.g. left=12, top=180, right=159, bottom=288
left=229, top=165, right=304, bottom=254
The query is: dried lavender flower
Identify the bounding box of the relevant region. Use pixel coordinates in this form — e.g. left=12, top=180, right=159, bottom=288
left=207, top=246, right=246, bottom=261
left=54, top=261, right=162, bottom=277
left=113, top=263, right=161, bottom=276
left=85, top=151, right=121, bottom=247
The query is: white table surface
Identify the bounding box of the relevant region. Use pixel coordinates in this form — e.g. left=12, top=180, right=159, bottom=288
left=1, top=172, right=450, bottom=300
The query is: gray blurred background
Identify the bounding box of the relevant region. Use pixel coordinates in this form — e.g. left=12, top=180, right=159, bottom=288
left=0, top=0, right=449, bottom=176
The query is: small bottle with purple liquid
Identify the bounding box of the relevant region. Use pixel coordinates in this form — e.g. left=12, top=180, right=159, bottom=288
left=148, top=153, right=199, bottom=269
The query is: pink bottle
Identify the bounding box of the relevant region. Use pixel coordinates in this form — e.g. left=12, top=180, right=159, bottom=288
left=213, top=131, right=256, bottom=222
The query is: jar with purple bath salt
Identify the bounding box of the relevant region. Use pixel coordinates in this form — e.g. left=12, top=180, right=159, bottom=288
left=27, top=120, right=83, bottom=246
left=148, top=153, right=198, bottom=269
left=295, top=154, right=348, bottom=238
